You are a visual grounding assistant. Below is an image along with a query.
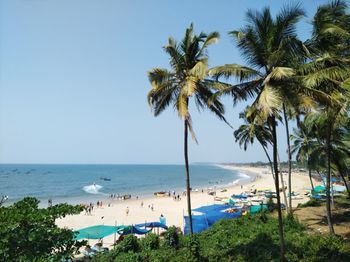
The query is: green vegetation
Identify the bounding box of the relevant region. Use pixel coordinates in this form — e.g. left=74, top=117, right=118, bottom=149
left=92, top=215, right=350, bottom=262
left=2, top=1, right=350, bottom=261
left=146, top=1, right=350, bottom=260
left=0, top=197, right=86, bottom=261
left=298, top=198, right=323, bottom=208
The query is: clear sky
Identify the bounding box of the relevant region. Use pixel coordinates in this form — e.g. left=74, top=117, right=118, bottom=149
left=0, top=0, right=330, bottom=164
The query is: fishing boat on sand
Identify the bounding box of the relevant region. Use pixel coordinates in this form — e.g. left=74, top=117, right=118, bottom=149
left=154, top=191, right=167, bottom=197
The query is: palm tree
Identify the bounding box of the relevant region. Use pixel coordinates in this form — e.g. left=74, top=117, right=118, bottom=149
left=234, top=108, right=290, bottom=211
left=300, top=0, right=350, bottom=235
left=147, top=24, right=229, bottom=236
left=234, top=108, right=274, bottom=177
left=290, top=122, right=320, bottom=191
left=210, top=5, right=306, bottom=260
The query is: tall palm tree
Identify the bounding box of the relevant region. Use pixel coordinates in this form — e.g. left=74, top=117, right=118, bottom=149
left=210, top=5, right=305, bottom=260
left=147, top=24, right=229, bottom=236
left=290, top=122, right=320, bottom=191
left=234, top=109, right=290, bottom=211
left=300, top=0, right=350, bottom=235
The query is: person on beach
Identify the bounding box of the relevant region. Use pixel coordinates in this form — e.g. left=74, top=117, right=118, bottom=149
left=141, top=201, right=144, bottom=207
left=126, top=206, right=129, bottom=216
left=151, top=204, right=154, bottom=211
left=48, top=198, right=52, bottom=207
left=159, top=214, right=166, bottom=225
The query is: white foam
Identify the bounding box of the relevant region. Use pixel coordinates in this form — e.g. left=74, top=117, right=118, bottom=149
left=237, top=172, right=250, bottom=179
left=83, top=184, right=104, bottom=195
left=215, top=164, right=250, bottom=178
left=214, top=164, right=251, bottom=187
left=229, top=179, right=241, bottom=186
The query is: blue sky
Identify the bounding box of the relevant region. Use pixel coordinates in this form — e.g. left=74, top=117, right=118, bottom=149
left=0, top=0, right=329, bottom=164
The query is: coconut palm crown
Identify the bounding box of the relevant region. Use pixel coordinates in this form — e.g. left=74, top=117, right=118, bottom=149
left=209, top=5, right=306, bottom=260
left=147, top=24, right=229, bottom=236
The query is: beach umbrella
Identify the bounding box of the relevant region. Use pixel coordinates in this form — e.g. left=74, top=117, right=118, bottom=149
left=75, top=225, right=126, bottom=240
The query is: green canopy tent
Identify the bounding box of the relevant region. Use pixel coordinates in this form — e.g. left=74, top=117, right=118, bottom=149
left=75, top=225, right=127, bottom=241
left=312, top=185, right=326, bottom=194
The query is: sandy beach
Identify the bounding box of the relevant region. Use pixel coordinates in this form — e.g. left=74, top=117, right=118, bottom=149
left=57, top=165, right=317, bottom=246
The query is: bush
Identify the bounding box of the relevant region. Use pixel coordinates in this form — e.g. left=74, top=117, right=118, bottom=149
left=0, top=197, right=85, bottom=261
left=117, top=234, right=140, bottom=253
left=298, top=198, right=322, bottom=207
left=94, top=215, right=350, bottom=262
left=141, top=233, right=160, bottom=251
left=163, top=226, right=179, bottom=248
left=266, top=197, right=277, bottom=212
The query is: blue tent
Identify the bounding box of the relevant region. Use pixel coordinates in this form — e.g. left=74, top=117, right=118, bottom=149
left=184, top=215, right=209, bottom=234
left=135, top=222, right=168, bottom=230
left=184, top=204, right=242, bottom=234
left=118, top=225, right=152, bottom=236
left=193, top=204, right=231, bottom=214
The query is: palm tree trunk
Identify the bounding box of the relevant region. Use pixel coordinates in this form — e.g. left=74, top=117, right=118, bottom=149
left=343, top=167, right=350, bottom=199
left=335, top=163, right=350, bottom=199
left=184, top=119, right=193, bottom=236
left=341, top=174, right=350, bottom=199
left=326, top=120, right=335, bottom=235
left=260, top=143, right=274, bottom=180
left=282, top=104, right=292, bottom=215
left=277, top=153, right=289, bottom=213
left=308, top=164, right=314, bottom=191
left=272, top=116, right=285, bottom=261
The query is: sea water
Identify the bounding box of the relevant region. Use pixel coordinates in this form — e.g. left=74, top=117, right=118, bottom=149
left=0, top=164, right=251, bottom=206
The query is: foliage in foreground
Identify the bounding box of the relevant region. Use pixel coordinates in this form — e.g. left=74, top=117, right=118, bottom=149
left=298, top=198, right=323, bottom=208
left=0, top=197, right=85, bottom=261
left=92, top=215, right=350, bottom=262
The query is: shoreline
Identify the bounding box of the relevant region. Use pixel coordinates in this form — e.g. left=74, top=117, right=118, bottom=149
left=16, top=164, right=257, bottom=208
left=56, top=164, right=316, bottom=247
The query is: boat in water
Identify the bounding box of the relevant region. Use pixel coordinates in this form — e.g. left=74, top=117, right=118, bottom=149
left=100, top=177, right=111, bottom=181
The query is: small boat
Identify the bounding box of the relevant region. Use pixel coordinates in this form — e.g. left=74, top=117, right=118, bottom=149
left=100, top=177, right=111, bottom=181
left=122, top=194, right=131, bottom=200
left=214, top=196, right=224, bottom=201
left=154, top=191, right=167, bottom=197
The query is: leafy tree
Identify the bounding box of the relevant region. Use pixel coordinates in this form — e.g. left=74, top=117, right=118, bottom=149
left=210, top=4, right=306, bottom=260
left=234, top=107, right=274, bottom=178
left=147, top=24, right=229, bottom=236
left=291, top=122, right=320, bottom=191
left=0, top=197, right=85, bottom=261
left=300, top=0, right=350, bottom=235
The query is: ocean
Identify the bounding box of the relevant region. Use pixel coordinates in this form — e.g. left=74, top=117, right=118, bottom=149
left=0, top=164, right=250, bottom=206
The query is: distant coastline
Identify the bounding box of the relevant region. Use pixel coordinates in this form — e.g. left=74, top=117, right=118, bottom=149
left=0, top=163, right=255, bottom=207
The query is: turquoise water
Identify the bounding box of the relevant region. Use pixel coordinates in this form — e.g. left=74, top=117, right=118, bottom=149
left=0, top=164, right=249, bottom=205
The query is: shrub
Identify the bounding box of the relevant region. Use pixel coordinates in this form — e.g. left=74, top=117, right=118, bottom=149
left=116, top=234, right=140, bottom=253
left=93, top=215, right=350, bottom=262
left=298, top=198, right=322, bottom=207
left=141, top=233, right=160, bottom=251
left=163, top=226, right=179, bottom=248
left=266, top=197, right=277, bottom=212
left=0, top=197, right=85, bottom=261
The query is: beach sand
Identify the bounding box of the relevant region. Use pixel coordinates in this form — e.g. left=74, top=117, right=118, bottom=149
left=56, top=165, right=317, bottom=246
